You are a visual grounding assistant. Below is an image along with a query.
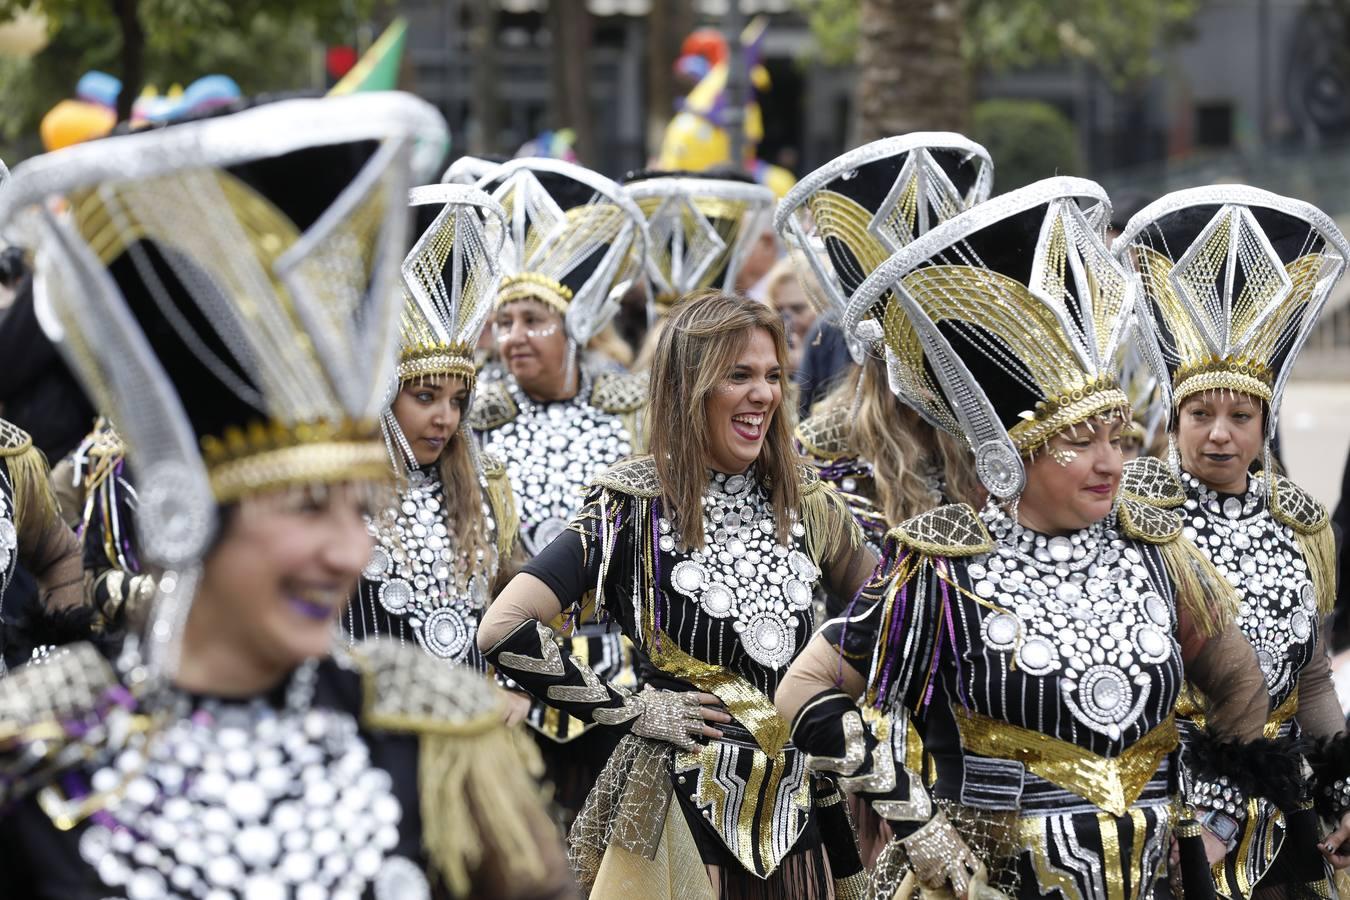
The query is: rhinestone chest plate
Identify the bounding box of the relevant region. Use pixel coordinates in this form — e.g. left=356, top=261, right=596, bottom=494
left=1180, top=473, right=1316, bottom=702
left=970, top=506, right=1181, bottom=742
left=663, top=472, right=819, bottom=670
left=481, top=382, right=631, bottom=556
left=361, top=467, right=491, bottom=664
left=74, top=665, right=427, bottom=899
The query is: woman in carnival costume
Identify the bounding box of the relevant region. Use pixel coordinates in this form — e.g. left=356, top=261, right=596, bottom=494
left=468, top=157, right=649, bottom=822
left=0, top=93, right=570, bottom=899
left=1117, top=185, right=1350, bottom=897
left=479, top=291, right=876, bottom=899
left=349, top=183, right=520, bottom=676
left=777, top=133, right=995, bottom=867
left=774, top=177, right=1288, bottom=900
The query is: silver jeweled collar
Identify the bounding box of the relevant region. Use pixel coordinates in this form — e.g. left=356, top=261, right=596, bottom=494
left=484, top=373, right=632, bottom=555
left=1179, top=470, right=1316, bottom=698
left=362, top=465, right=490, bottom=663
left=74, top=661, right=429, bottom=899
left=976, top=502, right=1177, bottom=741
left=664, top=471, right=818, bottom=670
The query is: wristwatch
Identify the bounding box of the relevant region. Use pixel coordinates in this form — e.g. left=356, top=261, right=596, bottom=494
left=1198, top=810, right=1240, bottom=851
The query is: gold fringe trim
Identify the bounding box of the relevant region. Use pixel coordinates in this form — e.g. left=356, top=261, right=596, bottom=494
left=1160, top=535, right=1236, bottom=639
left=420, top=722, right=553, bottom=898
left=6, top=441, right=58, bottom=550
left=801, top=480, right=860, bottom=568
left=1295, top=521, right=1337, bottom=616
left=484, top=464, right=520, bottom=565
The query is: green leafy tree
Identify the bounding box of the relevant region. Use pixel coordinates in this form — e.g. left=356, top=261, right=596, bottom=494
left=972, top=98, right=1084, bottom=190
left=0, top=0, right=383, bottom=153
left=796, top=0, right=1201, bottom=138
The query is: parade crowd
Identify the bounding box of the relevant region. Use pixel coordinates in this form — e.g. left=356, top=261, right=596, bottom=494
left=0, top=90, right=1348, bottom=900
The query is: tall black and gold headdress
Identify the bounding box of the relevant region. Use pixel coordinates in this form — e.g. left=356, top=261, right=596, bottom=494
left=396, top=184, right=506, bottom=387
left=382, top=184, right=506, bottom=472
left=622, top=171, right=775, bottom=315
left=843, top=177, right=1132, bottom=499
left=0, top=93, right=449, bottom=673
left=1114, top=185, right=1349, bottom=442
left=477, top=158, right=647, bottom=348
left=775, top=133, right=993, bottom=378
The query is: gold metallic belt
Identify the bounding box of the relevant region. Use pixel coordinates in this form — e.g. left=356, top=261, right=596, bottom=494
left=953, top=706, right=1178, bottom=817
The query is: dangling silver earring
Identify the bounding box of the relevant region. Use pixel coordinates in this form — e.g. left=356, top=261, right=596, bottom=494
left=1166, top=434, right=1181, bottom=476
left=382, top=410, right=418, bottom=471
left=564, top=336, right=579, bottom=395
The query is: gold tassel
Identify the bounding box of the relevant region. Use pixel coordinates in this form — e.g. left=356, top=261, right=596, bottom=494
left=1294, top=521, right=1337, bottom=616
left=1159, top=535, right=1236, bottom=639
left=484, top=466, right=520, bottom=565
left=6, top=443, right=58, bottom=551
left=419, top=722, right=553, bottom=897
left=801, top=482, right=861, bottom=567
left=623, top=410, right=646, bottom=454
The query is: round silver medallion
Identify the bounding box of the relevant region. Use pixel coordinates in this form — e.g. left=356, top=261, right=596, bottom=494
left=378, top=579, right=414, bottom=614
left=421, top=606, right=472, bottom=660
left=741, top=612, right=795, bottom=668
left=982, top=613, right=1019, bottom=650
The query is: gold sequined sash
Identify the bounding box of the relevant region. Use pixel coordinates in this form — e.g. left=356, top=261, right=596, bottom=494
left=953, top=707, right=1178, bottom=817
left=1178, top=685, right=1298, bottom=740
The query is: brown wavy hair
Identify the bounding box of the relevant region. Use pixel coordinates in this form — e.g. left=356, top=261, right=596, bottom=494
left=816, top=356, right=983, bottom=520
left=389, top=375, right=496, bottom=578
left=648, top=292, right=799, bottom=550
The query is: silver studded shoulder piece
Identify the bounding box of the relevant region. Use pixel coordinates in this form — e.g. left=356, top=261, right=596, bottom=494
left=0, top=642, right=122, bottom=804
left=0, top=640, right=119, bottom=736
left=796, top=461, right=824, bottom=491
left=889, top=504, right=994, bottom=557
left=349, top=638, right=503, bottom=733
left=466, top=380, right=520, bottom=431
left=0, top=418, right=31, bottom=455
left=590, top=455, right=663, bottom=499
left=795, top=407, right=855, bottom=462
left=479, top=450, right=509, bottom=481
left=1116, top=499, right=1184, bottom=545
left=1120, top=457, right=1186, bottom=509
left=590, top=370, right=650, bottom=415
left=1267, top=473, right=1329, bottom=535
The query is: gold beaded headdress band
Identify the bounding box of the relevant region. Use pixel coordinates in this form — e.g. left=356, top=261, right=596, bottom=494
left=477, top=157, right=647, bottom=348
left=845, top=177, right=1132, bottom=500
left=1114, top=186, right=1349, bottom=435
left=622, top=174, right=775, bottom=316
left=397, top=184, right=507, bottom=388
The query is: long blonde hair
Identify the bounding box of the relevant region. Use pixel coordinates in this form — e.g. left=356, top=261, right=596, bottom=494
left=648, top=292, right=799, bottom=550
left=817, top=357, right=982, bottom=522
left=391, top=375, right=496, bottom=577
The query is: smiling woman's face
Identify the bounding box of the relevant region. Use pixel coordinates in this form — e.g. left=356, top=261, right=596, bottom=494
left=190, top=484, right=375, bottom=676
left=1018, top=417, right=1125, bottom=534
left=1176, top=390, right=1264, bottom=494
left=703, top=327, right=783, bottom=474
